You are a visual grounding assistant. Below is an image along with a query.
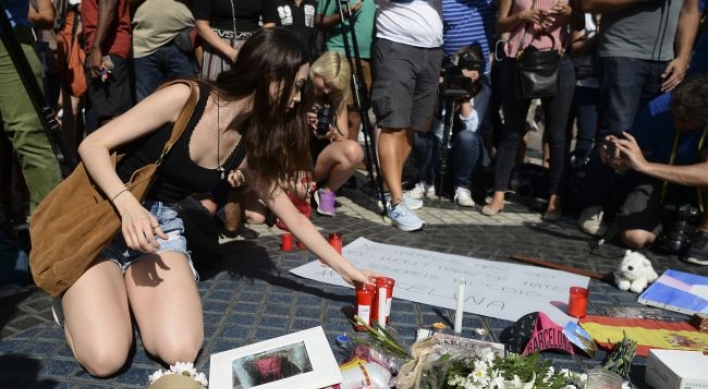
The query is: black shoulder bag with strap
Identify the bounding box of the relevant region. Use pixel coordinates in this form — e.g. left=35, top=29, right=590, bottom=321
left=514, top=0, right=564, bottom=99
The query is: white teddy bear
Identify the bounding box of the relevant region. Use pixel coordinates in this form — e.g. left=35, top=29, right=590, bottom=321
left=614, top=250, right=659, bottom=293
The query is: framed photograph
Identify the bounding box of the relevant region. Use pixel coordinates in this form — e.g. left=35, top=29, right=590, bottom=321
left=209, top=326, right=343, bottom=389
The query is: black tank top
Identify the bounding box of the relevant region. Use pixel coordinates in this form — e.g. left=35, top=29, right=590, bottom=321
left=117, top=85, right=245, bottom=203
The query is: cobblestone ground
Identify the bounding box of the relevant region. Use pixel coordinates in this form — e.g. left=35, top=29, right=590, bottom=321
left=1, top=172, right=706, bottom=389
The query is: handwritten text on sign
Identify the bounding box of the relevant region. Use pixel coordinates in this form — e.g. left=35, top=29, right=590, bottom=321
left=290, top=238, right=589, bottom=324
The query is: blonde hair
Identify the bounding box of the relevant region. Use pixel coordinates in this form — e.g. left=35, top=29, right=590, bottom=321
left=310, top=51, right=351, bottom=108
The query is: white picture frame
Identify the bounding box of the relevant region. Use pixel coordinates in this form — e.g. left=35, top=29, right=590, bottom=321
left=209, top=326, right=343, bottom=389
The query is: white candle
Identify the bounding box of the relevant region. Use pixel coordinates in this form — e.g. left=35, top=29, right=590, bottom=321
left=454, top=278, right=465, bottom=334
left=377, top=287, right=387, bottom=328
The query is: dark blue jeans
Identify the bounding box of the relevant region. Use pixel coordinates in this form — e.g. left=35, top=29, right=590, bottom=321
left=134, top=42, right=197, bottom=102
left=581, top=57, right=665, bottom=210
left=413, top=76, right=491, bottom=189
left=571, top=86, right=599, bottom=162
left=494, top=56, right=576, bottom=195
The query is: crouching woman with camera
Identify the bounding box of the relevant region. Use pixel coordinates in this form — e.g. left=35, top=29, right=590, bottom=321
left=307, top=51, right=365, bottom=217
left=604, top=75, right=708, bottom=265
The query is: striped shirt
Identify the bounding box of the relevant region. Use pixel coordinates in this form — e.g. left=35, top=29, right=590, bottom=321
left=503, top=0, right=570, bottom=58
left=442, top=0, right=496, bottom=74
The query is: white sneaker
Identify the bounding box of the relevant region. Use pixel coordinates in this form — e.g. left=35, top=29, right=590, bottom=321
left=454, top=187, right=475, bottom=207
left=383, top=192, right=424, bottom=210
left=407, top=182, right=434, bottom=200
left=578, top=206, right=606, bottom=236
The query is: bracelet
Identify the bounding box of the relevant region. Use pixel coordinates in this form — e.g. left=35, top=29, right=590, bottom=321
left=111, top=189, right=129, bottom=203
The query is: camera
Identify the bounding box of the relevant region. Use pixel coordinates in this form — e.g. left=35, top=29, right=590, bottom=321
left=657, top=203, right=700, bottom=254
left=440, top=51, right=485, bottom=98
left=316, top=104, right=334, bottom=136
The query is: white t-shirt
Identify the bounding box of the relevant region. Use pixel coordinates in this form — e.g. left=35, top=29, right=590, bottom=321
left=375, top=0, right=443, bottom=48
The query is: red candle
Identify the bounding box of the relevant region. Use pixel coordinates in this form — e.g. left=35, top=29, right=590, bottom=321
left=354, top=282, right=376, bottom=331
left=281, top=233, right=293, bottom=252
left=372, top=277, right=396, bottom=325
left=568, top=286, right=589, bottom=318
left=328, top=232, right=343, bottom=254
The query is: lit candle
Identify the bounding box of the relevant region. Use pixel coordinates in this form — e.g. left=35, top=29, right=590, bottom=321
left=454, top=278, right=465, bottom=334
left=377, top=287, right=387, bottom=328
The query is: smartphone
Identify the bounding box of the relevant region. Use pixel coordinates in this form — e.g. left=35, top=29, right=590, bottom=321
left=604, top=140, right=618, bottom=158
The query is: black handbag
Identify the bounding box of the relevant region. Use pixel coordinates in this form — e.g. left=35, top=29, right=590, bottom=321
left=514, top=0, right=564, bottom=99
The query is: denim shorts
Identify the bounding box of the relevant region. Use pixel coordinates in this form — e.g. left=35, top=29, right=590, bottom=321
left=100, top=200, right=198, bottom=281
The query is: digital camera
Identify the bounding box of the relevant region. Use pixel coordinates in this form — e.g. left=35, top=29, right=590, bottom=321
left=316, top=104, right=334, bottom=136
left=440, top=51, right=485, bottom=98
left=657, top=203, right=700, bottom=254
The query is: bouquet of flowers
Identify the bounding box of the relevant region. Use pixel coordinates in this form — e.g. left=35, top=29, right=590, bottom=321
left=418, top=348, right=585, bottom=389
left=147, top=362, right=208, bottom=389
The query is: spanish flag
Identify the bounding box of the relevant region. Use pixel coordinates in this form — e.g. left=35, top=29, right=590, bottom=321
left=579, top=315, right=708, bottom=357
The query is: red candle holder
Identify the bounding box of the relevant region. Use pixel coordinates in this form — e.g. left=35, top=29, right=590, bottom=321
left=328, top=231, right=343, bottom=254
left=568, top=286, right=589, bottom=318
left=354, top=282, right=376, bottom=331
left=281, top=233, right=293, bottom=252
left=372, top=277, right=396, bottom=325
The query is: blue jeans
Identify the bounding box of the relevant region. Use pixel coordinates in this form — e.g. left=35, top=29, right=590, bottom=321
left=581, top=57, right=665, bottom=210
left=413, top=76, right=491, bottom=188
left=134, top=42, right=196, bottom=102
left=494, top=56, right=576, bottom=195
left=572, top=86, right=599, bottom=162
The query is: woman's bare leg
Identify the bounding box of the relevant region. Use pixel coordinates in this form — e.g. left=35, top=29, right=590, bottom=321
left=61, top=259, right=133, bottom=377
left=314, top=140, right=364, bottom=192
left=126, top=252, right=203, bottom=365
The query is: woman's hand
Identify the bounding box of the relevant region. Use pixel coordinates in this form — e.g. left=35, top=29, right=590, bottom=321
left=341, top=267, right=378, bottom=286
left=228, top=169, right=246, bottom=188
left=519, top=9, right=546, bottom=24
left=550, top=0, right=572, bottom=16
left=114, top=194, right=168, bottom=253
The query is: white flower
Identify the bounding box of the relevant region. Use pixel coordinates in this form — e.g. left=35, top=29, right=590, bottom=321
left=148, top=370, right=165, bottom=384
left=148, top=362, right=208, bottom=388
left=575, top=373, right=587, bottom=387
left=490, top=375, right=506, bottom=389
left=170, top=362, right=197, bottom=377
left=622, top=381, right=631, bottom=389
left=194, top=372, right=209, bottom=387
left=562, top=386, right=577, bottom=389
left=470, top=364, right=489, bottom=386
left=544, top=366, right=555, bottom=382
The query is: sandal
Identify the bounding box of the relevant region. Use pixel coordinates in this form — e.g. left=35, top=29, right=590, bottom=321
left=542, top=209, right=562, bottom=222
left=481, top=204, right=503, bottom=217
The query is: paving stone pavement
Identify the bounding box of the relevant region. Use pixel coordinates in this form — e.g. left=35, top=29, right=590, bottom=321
left=1, top=172, right=706, bottom=389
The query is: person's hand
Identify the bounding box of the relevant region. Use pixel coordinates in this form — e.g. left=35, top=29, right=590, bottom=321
left=228, top=169, right=246, bottom=188
left=341, top=267, right=378, bottom=286
left=345, top=0, right=363, bottom=16
left=87, top=47, right=103, bottom=79
left=661, top=56, right=688, bottom=92
left=116, top=196, right=168, bottom=253
left=461, top=69, right=480, bottom=82
left=307, top=109, right=318, bottom=130
left=519, top=9, right=547, bottom=25
left=613, top=132, right=648, bottom=172
left=549, top=0, right=571, bottom=16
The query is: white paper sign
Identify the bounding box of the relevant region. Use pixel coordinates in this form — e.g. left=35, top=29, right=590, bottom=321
left=290, top=238, right=589, bottom=324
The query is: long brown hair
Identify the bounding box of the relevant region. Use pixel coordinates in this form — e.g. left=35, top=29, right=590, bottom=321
left=210, top=27, right=313, bottom=188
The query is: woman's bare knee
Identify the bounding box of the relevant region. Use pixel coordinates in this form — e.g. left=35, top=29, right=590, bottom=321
left=620, top=230, right=655, bottom=250
left=145, top=336, right=202, bottom=365
left=74, top=345, right=130, bottom=377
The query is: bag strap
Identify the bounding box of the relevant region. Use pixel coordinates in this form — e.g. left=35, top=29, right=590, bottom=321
left=154, top=80, right=200, bottom=165
left=516, top=0, right=537, bottom=56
